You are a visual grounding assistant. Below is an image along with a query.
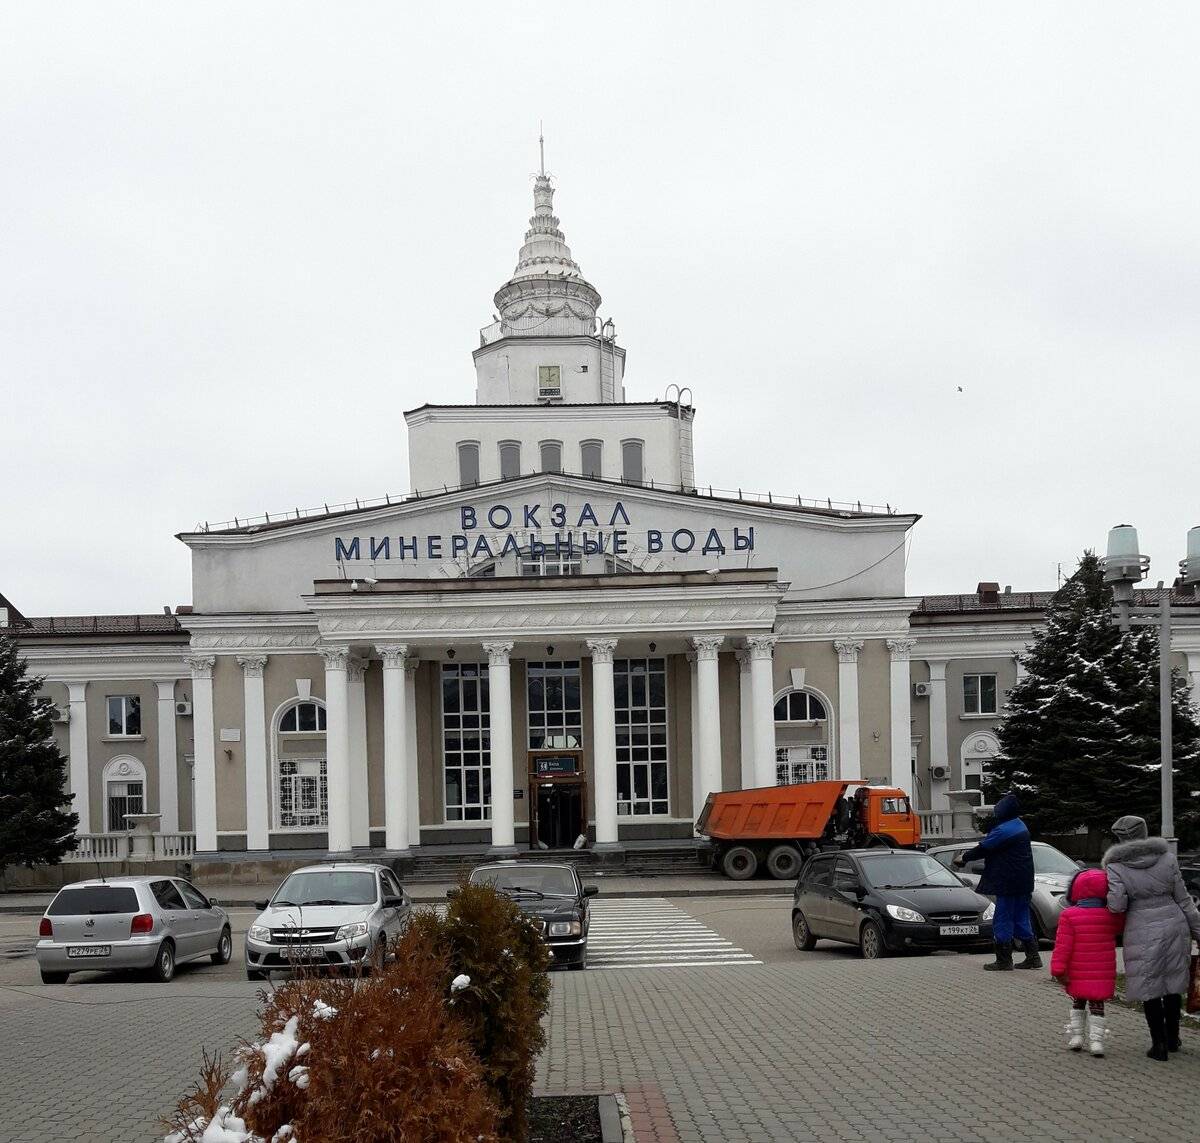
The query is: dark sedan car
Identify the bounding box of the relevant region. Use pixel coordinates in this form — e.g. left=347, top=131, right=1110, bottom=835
left=791, top=849, right=995, bottom=959
left=466, top=862, right=597, bottom=969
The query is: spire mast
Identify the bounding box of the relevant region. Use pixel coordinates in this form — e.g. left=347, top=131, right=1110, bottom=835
left=539, top=121, right=545, bottom=176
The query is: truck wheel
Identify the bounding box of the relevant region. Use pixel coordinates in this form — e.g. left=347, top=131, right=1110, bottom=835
left=792, top=910, right=817, bottom=951
left=859, top=920, right=887, bottom=960
left=766, top=845, right=801, bottom=880
left=722, top=845, right=758, bottom=880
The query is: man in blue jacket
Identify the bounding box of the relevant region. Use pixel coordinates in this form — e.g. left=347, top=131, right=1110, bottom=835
left=954, top=792, right=1039, bottom=971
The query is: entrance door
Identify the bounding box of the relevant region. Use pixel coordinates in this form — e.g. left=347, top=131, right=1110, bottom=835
left=535, top=782, right=584, bottom=849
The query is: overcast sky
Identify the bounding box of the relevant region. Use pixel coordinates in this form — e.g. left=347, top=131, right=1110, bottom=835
left=2, top=3, right=1198, bottom=616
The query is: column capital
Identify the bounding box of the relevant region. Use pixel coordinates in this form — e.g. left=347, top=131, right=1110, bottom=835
left=236, top=654, right=268, bottom=678
left=403, top=656, right=420, bottom=677
left=833, top=639, right=864, bottom=664
left=734, top=647, right=752, bottom=667
left=347, top=657, right=369, bottom=684
left=886, top=638, right=917, bottom=659
left=186, top=654, right=216, bottom=679
left=319, top=646, right=352, bottom=671
left=745, top=634, right=777, bottom=661
left=925, top=659, right=949, bottom=682
left=376, top=643, right=410, bottom=668
left=483, top=640, right=514, bottom=665
left=690, top=634, right=726, bottom=660
left=155, top=679, right=178, bottom=699
left=66, top=681, right=88, bottom=702
left=586, top=638, right=618, bottom=664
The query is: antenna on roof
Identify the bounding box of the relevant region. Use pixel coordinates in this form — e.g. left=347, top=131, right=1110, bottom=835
left=539, top=122, right=545, bottom=176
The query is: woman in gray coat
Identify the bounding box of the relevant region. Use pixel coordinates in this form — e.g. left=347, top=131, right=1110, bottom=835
left=1104, top=815, right=1200, bottom=1060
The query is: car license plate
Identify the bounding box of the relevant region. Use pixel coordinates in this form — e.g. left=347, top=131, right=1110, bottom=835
left=67, top=944, right=111, bottom=958
left=939, top=925, right=979, bottom=937
left=281, top=946, right=322, bottom=960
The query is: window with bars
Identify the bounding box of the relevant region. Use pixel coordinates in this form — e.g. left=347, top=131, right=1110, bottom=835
left=442, top=663, right=491, bottom=821
left=526, top=661, right=582, bottom=750
left=615, top=658, right=669, bottom=816
left=106, top=695, right=141, bottom=736
left=278, top=759, right=328, bottom=828
left=279, top=701, right=327, bottom=733
left=106, top=780, right=144, bottom=831
left=775, top=745, right=830, bottom=785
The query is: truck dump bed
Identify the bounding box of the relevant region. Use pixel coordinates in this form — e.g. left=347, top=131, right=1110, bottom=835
left=696, top=781, right=863, bottom=841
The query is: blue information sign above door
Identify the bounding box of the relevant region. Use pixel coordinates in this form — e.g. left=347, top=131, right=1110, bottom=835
left=535, top=755, right=579, bottom=776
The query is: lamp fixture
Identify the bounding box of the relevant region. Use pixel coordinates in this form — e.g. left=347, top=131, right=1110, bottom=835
left=546, top=645, right=554, bottom=656
left=648, top=642, right=657, bottom=652
left=447, top=648, right=456, bottom=660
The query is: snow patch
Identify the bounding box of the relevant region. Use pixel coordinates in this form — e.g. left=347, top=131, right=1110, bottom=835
left=450, top=974, right=470, bottom=993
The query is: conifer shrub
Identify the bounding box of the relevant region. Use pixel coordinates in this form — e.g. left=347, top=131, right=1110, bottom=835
left=163, top=925, right=499, bottom=1143
left=411, top=878, right=552, bottom=1142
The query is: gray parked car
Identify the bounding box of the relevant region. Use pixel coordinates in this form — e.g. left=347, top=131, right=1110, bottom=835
left=244, top=863, right=411, bottom=980
left=36, top=877, right=231, bottom=984
left=928, top=841, right=1081, bottom=943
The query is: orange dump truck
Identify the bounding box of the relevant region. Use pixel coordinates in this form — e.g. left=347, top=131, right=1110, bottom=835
left=696, top=781, right=921, bottom=880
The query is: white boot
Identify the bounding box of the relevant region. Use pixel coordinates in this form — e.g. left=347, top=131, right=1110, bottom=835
left=1088, top=1013, right=1106, bottom=1057
left=1066, top=1007, right=1086, bottom=1051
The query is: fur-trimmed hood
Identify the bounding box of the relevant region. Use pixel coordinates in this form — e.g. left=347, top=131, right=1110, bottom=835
left=1102, top=835, right=1169, bottom=869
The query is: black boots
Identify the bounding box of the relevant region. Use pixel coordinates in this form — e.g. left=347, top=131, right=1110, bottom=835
left=983, top=941, right=1014, bottom=971
left=1015, top=938, right=1043, bottom=970
left=1144, top=997, right=1169, bottom=1061
left=1165, top=993, right=1182, bottom=1053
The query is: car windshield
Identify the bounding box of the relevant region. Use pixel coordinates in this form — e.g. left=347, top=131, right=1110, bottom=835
left=47, top=886, right=140, bottom=916
left=469, top=866, right=577, bottom=897
left=272, top=871, right=377, bottom=907
left=1032, top=846, right=1079, bottom=876
left=859, top=853, right=963, bottom=890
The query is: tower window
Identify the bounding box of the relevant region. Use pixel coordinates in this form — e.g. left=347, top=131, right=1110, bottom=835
left=499, top=442, right=521, bottom=481
left=580, top=441, right=602, bottom=479
left=539, top=441, right=562, bottom=473
left=621, top=440, right=644, bottom=485
left=457, top=442, right=480, bottom=487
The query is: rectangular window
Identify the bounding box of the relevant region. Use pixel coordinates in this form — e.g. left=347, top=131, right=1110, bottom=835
left=457, top=442, right=480, bottom=486
left=526, top=661, right=582, bottom=750
left=442, top=663, right=491, bottom=821
left=614, top=657, right=669, bottom=816
left=775, top=746, right=830, bottom=785
left=106, top=695, right=141, bottom=736
left=538, top=365, right=561, bottom=398
left=580, top=441, right=602, bottom=479
left=621, top=440, right=644, bottom=485
left=278, top=759, right=328, bottom=829
left=499, top=442, right=521, bottom=481
left=539, top=441, right=562, bottom=473
left=106, top=780, right=144, bottom=831
left=963, top=674, right=998, bottom=715
left=519, top=552, right=582, bottom=577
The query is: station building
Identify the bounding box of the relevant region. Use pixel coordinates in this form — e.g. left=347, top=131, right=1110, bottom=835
left=6, top=168, right=1200, bottom=866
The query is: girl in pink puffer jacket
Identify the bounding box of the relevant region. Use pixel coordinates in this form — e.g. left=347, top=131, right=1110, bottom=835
left=1050, top=867, right=1125, bottom=1056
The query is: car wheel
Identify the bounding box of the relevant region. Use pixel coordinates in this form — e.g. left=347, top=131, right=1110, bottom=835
left=859, top=920, right=887, bottom=960
left=39, top=969, right=68, bottom=985
left=211, top=927, right=233, bottom=965
left=792, top=910, right=817, bottom=951
left=372, top=936, right=388, bottom=971
left=1031, top=911, right=1049, bottom=948
left=722, top=845, right=758, bottom=880
left=246, top=968, right=266, bottom=982
left=151, top=941, right=176, bottom=983
left=766, top=845, right=801, bottom=880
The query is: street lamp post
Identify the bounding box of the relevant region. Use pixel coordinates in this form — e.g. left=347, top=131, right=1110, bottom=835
left=1102, top=524, right=1200, bottom=850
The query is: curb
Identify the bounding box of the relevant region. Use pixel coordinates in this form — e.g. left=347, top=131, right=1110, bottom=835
left=610, top=1093, right=635, bottom=1143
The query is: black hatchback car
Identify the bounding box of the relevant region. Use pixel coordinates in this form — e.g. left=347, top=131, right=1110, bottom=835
left=791, top=849, right=994, bottom=959
left=466, top=862, right=597, bottom=969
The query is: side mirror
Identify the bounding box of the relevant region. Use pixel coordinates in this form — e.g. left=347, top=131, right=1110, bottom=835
left=207, top=898, right=220, bottom=908
left=583, top=885, right=599, bottom=897
left=445, top=887, right=460, bottom=900
left=383, top=894, right=404, bottom=909
left=854, top=885, right=868, bottom=900
left=957, top=875, right=972, bottom=888
left=254, top=900, right=269, bottom=911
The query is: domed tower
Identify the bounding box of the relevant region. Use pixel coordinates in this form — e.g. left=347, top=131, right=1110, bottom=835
left=474, top=139, right=625, bottom=404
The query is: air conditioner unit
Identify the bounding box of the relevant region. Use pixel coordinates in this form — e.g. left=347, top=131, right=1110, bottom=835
left=175, top=700, right=193, bottom=717
left=912, top=681, right=932, bottom=698
left=51, top=705, right=70, bottom=724
left=930, top=763, right=950, bottom=782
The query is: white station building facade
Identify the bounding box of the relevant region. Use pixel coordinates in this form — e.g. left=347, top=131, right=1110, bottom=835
left=7, top=167, right=1200, bottom=865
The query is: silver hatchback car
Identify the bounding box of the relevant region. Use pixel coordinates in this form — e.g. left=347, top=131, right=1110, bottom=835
left=36, top=877, right=232, bottom=984
left=244, top=863, right=411, bottom=980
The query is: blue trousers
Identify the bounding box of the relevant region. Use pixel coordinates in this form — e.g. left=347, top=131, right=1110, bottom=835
left=993, top=894, right=1034, bottom=944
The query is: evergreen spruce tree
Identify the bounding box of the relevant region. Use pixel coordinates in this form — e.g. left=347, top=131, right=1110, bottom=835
left=0, top=631, right=78, bottom=876
left=988, top=553, right=1200, bottom=848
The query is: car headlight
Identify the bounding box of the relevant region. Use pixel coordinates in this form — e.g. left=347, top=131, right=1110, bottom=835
left=885, top=904, right=925, bottom=923
left=336, top=922, right=369, bottom=941
left=248, top=925, right=271, bottom=942
left=548, top=920, right=582, bottom=937
left=982, top=902, right=996, bottom=921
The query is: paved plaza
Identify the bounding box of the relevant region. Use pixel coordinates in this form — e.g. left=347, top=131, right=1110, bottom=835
left=0, top=897, right=1195, bottom=1142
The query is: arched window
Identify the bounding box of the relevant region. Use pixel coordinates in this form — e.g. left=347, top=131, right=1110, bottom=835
left=539, top=440, right=562, bottom=473
left=457, top=441, right=480, bottom=486
left=273, top=699, right=328, bottom=829
left=499, top=442, right=521, bottom=481
left=580, top=440, right=603, bottom=479
left=773, top=688, right=832, bottom=784
left=960, top=731, right=1000, bottom=792
left=621, top=439, right=644, bottom=485
left=103, top=756, right=147, bottom=832
left=279, top=701, right=327, bottom=733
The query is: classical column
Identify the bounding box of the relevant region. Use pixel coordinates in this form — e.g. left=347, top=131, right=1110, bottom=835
left=187, top=656, right=218, bottom=853
left=746, top=634, right=778, bottom=788
left=377, top=645, right=411, bottom=854
left=833, top=641, right=864, bottom=782
left=404, top=658, right=421, bottom=846
left=886, top=639, right=917, bottom=794
left=691, top=636, right=725, bottom=808
left=154, top=680, right=180, bottom=834
left=587, top=638, right=620, bottom=848
left=735, top=649, right=754, bottom=789
left=1187, top=652, right=1200, bottom=717
left=66, top=682, right=91, bottom=833
left=687, top=652, right=702, bottom=818
left=347, top=658, right=370, bottom=848
left=237, top=656, right=269, bottom=850
left=320, top=646, right=353, bottom=854
left=926, top=659, right=950, bottom=811
left=483, top=642, right=516, bottom=853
